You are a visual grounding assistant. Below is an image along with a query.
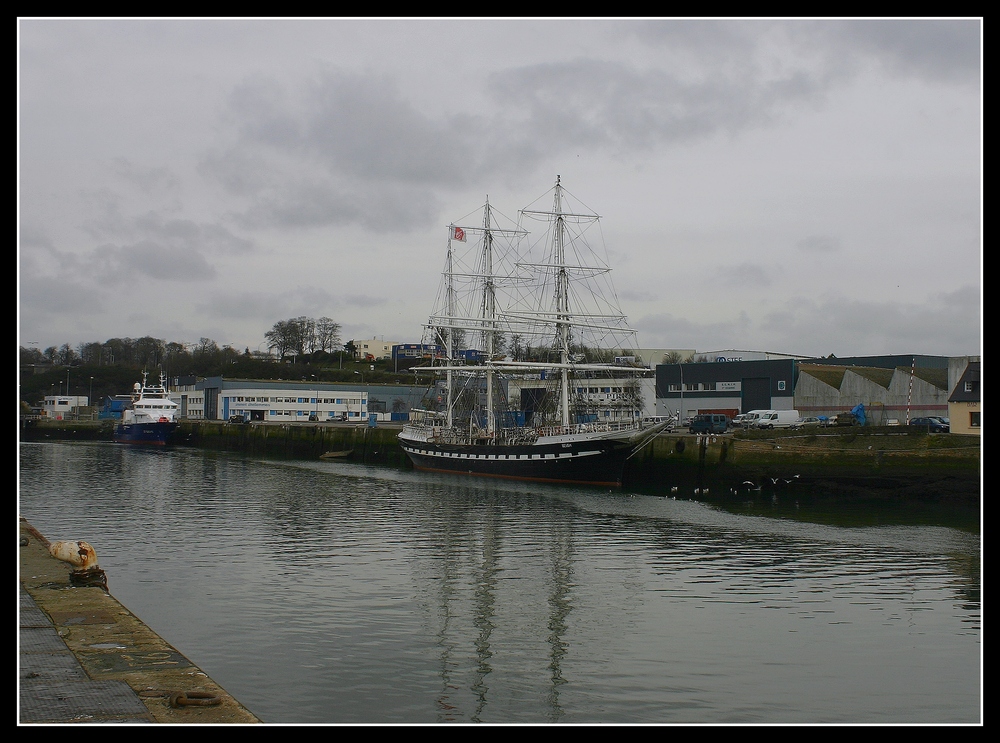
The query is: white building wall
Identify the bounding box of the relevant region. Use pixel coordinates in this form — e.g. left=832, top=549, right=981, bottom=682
left=699, top=349, right=809, bottom=362
left=170, top=380, right=205, bottom=419
left=355, top=339, right=396, bottom=360
left=42, top=395, right=88, bottom=420
left=222, top=387, right=369, bottom=422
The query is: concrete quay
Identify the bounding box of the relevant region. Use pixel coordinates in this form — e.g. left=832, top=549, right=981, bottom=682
left=19, top=518, right=261, bottom=724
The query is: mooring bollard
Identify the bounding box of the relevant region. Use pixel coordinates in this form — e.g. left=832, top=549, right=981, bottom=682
left=49, top=540, right=108, bottom=591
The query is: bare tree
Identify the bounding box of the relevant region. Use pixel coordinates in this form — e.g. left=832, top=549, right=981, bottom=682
left=134, top=336, right=166, bottom=368
left=58, top=344, right=78, bottom=365
left=315, top=317, right=342, bottom=353
left=77, top=342, right=104, bottom=365
left=194, top=338, right=220, bottom=357
left=265, top=317, right=316, bottom=359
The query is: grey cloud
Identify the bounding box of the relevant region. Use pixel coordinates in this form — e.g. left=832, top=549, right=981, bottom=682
left=110, top=158, right=180, bottom=195
left=198, top=148, right=277, bottom=197
left=487, top=58, right=830, bottom=155
left=632, top=19, right=980, bottom=85
left=618, top=289, right=658, bottom=302
left=227, top=74, right=302, bottom=148
left=629, top=18, right=765, bottom=54
left=210, top=58, right=834, bottom=234
left=19, top=274, right=108, bottom=348
left=634, top=287, right=980, bottom=357
left=342, top=294, right=387, bottom=308
left=132, top=214, right=254, bottom=255
left=633, top=310, right=753, bottom=350
left=715, top=263, right=771, bottom=287
left=217, top=71, right=484, bottom=188
left=195, top=286, right=345, bottom=325
left=821, top=19, right=981, bottom=83
left=796, top=235, right=841, bottom=253
left=232, top=178, right=442, bottom=232
left=79, top=188, right=129, bottom=240
left=761, top=290, right=981, bottom=356
left=302, top=71, right=477, bottom=184
left=19, top=273, right=105, bottom=316
left=92, top=240, right=217, bottom=281
left=195, top=293, right=292, bottom=322
left=206, top=72, right=480, bottom=230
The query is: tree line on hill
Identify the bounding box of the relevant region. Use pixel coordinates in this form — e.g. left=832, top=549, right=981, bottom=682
left=17, top=316, right=386, bottom=408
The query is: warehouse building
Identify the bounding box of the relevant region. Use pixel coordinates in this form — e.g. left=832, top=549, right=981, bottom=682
left=655, top=354, right=962, bottom=423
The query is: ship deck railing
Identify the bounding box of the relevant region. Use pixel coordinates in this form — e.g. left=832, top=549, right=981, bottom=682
left=534, top=420, right=639, bottom=438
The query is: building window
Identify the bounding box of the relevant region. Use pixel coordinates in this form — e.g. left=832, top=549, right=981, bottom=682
left=965, top=381, right=974, bottom=392
left=970, top=412, right=980, bottom=428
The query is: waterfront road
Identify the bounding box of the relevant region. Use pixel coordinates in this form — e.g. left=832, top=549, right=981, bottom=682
left=19, top=518, right=260, bottom=724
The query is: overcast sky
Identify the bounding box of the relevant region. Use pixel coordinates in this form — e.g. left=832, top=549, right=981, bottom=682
left=18, top=18, right=982, bottom=360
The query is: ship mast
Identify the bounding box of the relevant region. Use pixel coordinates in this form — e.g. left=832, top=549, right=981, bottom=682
left=481, top=198, right=497, bottom=437
left=554, top=177, right=571, bottom=427
left=445, top=230, right=456, bottom=428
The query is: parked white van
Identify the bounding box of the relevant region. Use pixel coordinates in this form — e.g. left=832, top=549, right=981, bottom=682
left=740, top=410, right=770, bottom=428
left=642, top=415, right=675, bottom=429
left=755, top=410, right=801, bottom=429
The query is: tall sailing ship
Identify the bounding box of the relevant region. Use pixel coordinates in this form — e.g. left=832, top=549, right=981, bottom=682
left=398, top=177, right=669, bottom=487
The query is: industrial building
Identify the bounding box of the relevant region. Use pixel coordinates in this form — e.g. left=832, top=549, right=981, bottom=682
left=655, top=353, right=979, bottom=427
left=171, top=376, right=428, bottom=424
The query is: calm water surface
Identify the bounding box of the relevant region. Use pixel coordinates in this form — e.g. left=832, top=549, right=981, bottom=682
left=18, top=442, right=981, bottom=724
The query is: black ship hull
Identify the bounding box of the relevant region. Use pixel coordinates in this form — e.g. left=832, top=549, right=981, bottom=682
left=398, top=436, right=634, bottom=487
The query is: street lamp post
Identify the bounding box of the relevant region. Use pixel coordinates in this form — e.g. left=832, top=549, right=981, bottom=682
left=89, top=377, right=94, bottom=420
left=311, top=376, right=319, bottom=420
left=678, top=363, right=684, bottom=425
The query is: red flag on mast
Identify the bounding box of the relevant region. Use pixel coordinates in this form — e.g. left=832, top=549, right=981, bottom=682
left=450, top=225, right=466, bottom=242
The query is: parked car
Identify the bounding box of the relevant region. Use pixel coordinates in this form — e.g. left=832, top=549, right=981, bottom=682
left=834, top=413, right=857, bottom=427
left=910, top=417, right=949, bottom=433
left=790, top=416, right=822, bottom=429
left=730, top=414, right=746, bottom=428
left=689, top=414, right=729, bottom=434
left=642, top=416, right=675, bottom=430
left=228, top=414, right=246, bottom=424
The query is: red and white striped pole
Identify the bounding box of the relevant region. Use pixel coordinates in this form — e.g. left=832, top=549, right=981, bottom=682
left=905, top=357, right=915, bottom=424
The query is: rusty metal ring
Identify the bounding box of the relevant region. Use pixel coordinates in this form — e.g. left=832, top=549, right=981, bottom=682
left=169, top=691, right=222, bottom=708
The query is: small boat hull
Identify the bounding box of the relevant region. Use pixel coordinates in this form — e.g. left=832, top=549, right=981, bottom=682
left=399, top=437, right=632, bottom=487
left=113, top=421, right=178, bottom=446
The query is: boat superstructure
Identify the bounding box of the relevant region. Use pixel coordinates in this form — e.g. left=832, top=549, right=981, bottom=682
left=113, top=371, right=179, bottom=446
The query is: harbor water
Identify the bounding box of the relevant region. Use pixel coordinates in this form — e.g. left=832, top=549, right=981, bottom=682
left=18, top=441, right=981, bottom=724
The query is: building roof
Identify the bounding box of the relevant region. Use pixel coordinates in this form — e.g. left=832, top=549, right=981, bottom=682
left=948, top=361, right=980, bottom=403
left=796, top=363, right=948, bottom=391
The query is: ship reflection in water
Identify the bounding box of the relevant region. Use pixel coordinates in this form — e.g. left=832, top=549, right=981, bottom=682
left=19, top=442, right=981, bottom=724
